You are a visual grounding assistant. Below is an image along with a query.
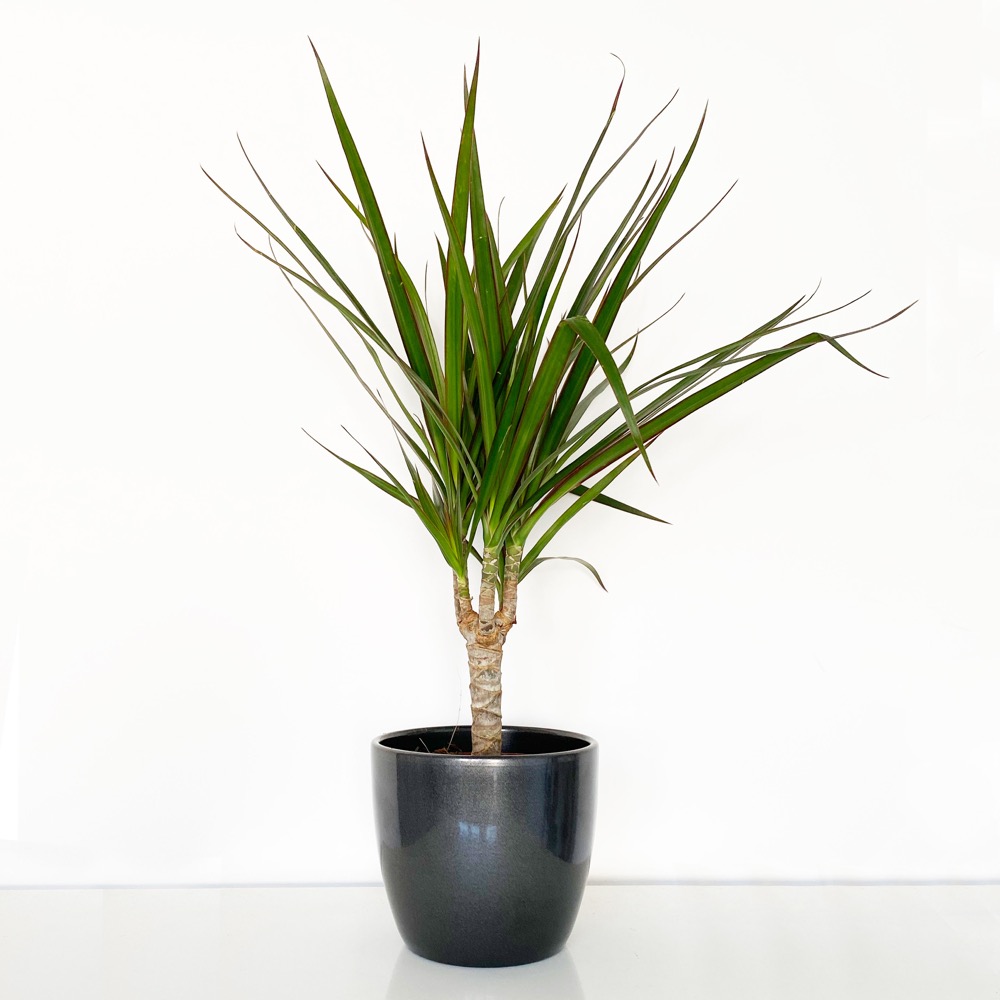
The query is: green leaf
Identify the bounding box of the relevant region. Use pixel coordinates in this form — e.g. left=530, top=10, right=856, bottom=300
left=521, top=555, right=607, bottom=591
left=310, top=42, right=436, bottom=390
left=501, top=189, right=564, bottom=279
left=303, top=428, right=415, bottom=508
left=539, top=330, right=835, bottom=518
left=317, top=161, right=370, bottom=231
left=469, top=137, right=505, bottom=371
left=519, top=455, right=639, bottom=568
left=421, top=135, right=498, bottom=450
left=443, top=50, right=480, bottom=440
left=626, top=179, right=737, bottom=297
left=566, top=160, right=661, bottom=318
left=561, top=316, right=653, bottom=477
left=275, top=253, right=445, bottom=490
left=568, top=486, right=668, bottom=523
left=484, top=318, right=577, bottom=534
left=541, top=107, right=708, bottom=457
left=337, top=427, right=462, bottom=572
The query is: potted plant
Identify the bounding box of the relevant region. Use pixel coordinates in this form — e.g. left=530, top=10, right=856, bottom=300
left=207, top=42, right=909, bottom=967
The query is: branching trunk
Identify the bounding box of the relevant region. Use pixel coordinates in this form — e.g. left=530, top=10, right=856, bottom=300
left=454, top=543, right=522, bottom=755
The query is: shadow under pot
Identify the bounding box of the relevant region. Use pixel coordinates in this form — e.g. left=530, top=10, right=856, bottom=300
left=371, top=725, right=598, bottom=967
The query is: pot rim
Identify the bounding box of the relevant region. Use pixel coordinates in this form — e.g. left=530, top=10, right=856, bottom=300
left=373, top=724, right=597, bottom=760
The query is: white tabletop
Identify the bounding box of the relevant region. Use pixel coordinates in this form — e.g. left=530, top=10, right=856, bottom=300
left=2, top=883, right=998, bottom=999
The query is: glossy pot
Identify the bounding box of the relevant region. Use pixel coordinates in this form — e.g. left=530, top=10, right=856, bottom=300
left=372, top=725, right=598, bottom=967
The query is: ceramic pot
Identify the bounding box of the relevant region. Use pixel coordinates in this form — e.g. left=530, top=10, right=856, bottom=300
left=372, top=725, right=598, bottom=967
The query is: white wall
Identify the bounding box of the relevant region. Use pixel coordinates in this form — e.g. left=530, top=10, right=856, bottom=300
left=0, top=0, right=996, bottom=886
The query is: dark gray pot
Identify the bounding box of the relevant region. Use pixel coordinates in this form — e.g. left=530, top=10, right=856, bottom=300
left=372, top=725, right=598, bottom=967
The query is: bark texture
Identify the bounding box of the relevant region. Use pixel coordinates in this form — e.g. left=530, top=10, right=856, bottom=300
left=454, top=544, right=522, bottom=755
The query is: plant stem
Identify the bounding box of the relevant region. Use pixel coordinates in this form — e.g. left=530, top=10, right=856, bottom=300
left=478, top=547, right=500, bottom=633
left=453, top=570, right=473, bottom=623
left=454, top=545, right=521, bottom=755
left=496, top=542, right=522, bottom=629
left=466, top=631, right=504, bottom=754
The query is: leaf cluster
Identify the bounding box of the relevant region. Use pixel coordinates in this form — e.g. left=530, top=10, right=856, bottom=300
left=205, top=44, right=911, bottom=590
